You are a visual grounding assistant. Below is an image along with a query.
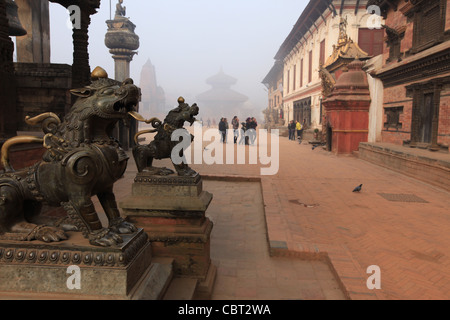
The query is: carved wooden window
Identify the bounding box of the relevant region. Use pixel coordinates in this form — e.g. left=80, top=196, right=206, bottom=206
left=358, top=28, right=384, bottom=56
left=388, top=38, right=401, bottom=62
left=411, top=0, right=446, bottom=53
left=384, top=26, right=405, bottom=62
left=320, top=40, right=326, bottom=66
left=384, top=106, right=403, bottom=131
left=287, top=70, right=290, bottom=94
left=293, top=64, right=296, bottom=90
left=300, top=58, right=304, bottom=88
left=308, top=50, right=313, bottom=83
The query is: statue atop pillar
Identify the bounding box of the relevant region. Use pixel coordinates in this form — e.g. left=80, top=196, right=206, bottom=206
left=115, top=0, right=126, bottom=19
left=105, top=0, right=140, bottom=150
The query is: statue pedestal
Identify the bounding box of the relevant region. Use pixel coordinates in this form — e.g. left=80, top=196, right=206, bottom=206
left=0, top=229, right=172, bottom=300
left=120, top=172, right=216, bottom=299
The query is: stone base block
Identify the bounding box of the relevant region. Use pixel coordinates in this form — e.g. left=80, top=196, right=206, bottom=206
left=120, top=172, right=213, bottom=217
left=0, top=229, right=171, bottom=300
left=120, top=173, right=216, bottom=292
left=128, top=215, right=214, bottom=279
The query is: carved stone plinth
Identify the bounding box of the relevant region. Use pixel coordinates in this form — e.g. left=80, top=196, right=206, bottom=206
left=0, top=229, right=171, bottom=300
left=120, top=172, right=216, bottom=299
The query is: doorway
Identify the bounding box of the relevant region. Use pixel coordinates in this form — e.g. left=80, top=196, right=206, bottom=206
left=418, top=92, right=434, bottom=144
left=326, top=123, right=332, bottom=152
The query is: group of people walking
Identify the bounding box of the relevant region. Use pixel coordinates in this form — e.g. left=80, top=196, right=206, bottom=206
left=218, top=116, right=258, bottom=145
left=288, top=120, right=305, bottom=143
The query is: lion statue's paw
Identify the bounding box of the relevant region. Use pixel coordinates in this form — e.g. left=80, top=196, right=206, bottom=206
left=109, top=217, right=138, bottom=235
left=88, top=228, right=123, bottom=247
left=29, top=226, right=68, bottom=243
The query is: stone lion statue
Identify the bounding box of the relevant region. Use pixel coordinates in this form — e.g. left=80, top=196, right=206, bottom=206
left=0, top=67, right=143, bottom=247
left=132, top=97, right=199, bottom=176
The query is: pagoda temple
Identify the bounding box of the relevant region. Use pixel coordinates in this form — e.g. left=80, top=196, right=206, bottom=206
left=196, top=68, right=248, bottom=121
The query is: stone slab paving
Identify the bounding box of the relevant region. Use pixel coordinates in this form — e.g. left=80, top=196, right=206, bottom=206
left=203, top=180, right=345, bottom=300
left=263, top=137, right=450, bottom=300
left=109, top=153, right=345, bottom=300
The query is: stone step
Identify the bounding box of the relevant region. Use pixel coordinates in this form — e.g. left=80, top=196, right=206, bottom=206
left=130, top=257, right=174, bottom=300
left=163, top=277, right=198, bottom=300
left=358, top=142, right=450, bottom=193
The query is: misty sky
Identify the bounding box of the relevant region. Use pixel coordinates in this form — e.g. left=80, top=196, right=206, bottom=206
left=48, top=0, right=308, bottom=116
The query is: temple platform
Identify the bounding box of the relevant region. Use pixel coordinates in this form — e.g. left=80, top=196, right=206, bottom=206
left=0, top=229, right=173, bottom=300
left=358, top=142, right=450, bottom=192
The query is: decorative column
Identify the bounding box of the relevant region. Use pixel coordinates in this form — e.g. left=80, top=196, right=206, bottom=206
left=0, top=0, right=18, bottom=141
left=430, top=81, right=443, bottom=151
left=15, top=0, right=50, bottom=63
left=71, top=5, right=93, bottom=89
left=48, top=0, right=100, bottom=89
left=105, top=1, right=140, bottom=150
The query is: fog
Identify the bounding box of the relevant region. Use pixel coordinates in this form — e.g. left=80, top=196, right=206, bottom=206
left=48, top=0, right=308, bottom=120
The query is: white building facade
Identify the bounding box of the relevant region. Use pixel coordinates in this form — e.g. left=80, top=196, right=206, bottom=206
left=275, top=0, right=382, bottom=131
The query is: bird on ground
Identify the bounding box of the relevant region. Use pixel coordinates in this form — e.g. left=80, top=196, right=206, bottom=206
left=312, top=145, right=318, bottom=150
left=353, top=184, right=363, bottom=192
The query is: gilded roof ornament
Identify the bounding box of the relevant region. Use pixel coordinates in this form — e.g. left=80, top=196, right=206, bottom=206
left=323, top=16, right=371, bottom=71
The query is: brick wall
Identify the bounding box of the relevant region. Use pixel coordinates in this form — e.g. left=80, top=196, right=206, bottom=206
left=14, top=63, right=72, bottom=133
left=439, top=92, right=450, bottom=146
left=381, top=85, right=412, bottom=145
left=381, top=85, right=450, bottom=147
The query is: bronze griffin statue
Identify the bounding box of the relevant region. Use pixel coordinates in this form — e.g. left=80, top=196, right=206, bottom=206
left=0, top=67, right=147, bottom=247
left=132, top=97, right=199, bottom=176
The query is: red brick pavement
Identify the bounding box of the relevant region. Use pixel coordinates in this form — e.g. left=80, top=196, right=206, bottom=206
left=186, top=129, right=450, bottom=300
left=114, top=129, right=450, bottom=300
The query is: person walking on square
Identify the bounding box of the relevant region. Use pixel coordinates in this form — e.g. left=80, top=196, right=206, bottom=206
left=245, top=117, right=252, bottom=145
left=250, top=117, right=258, bottom=145
left=239, top=121, right=247, bottom=145
left=302, top=119, right=307, bottom=138
left=219, top=117, right=228, bottom=143
left=232, top=116, right=240, bottom=144
left=296, top=120, right=303, bottom=143
left=224, top=118, right=229, bottom=143
left=288, top=120, right=295, bottom=140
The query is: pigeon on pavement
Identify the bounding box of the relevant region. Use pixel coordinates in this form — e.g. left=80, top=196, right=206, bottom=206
left=353, top=184, right=363, bottom=192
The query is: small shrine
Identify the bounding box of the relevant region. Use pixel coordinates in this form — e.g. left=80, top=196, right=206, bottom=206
left=320, top=17, right=372, bottom=154
left=322, top=59, right=371, bottom=154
